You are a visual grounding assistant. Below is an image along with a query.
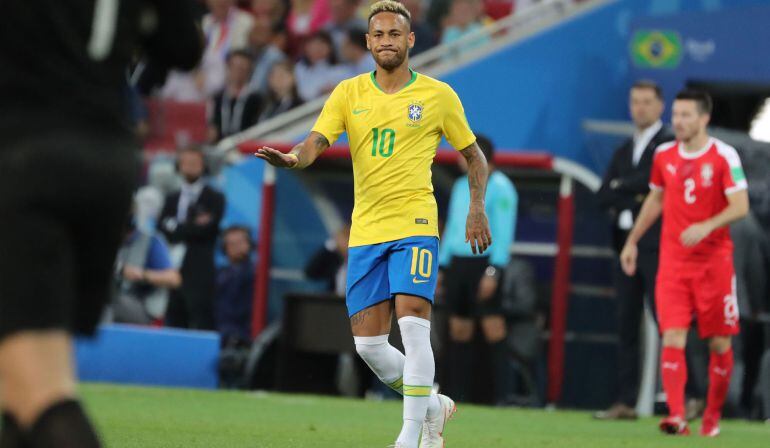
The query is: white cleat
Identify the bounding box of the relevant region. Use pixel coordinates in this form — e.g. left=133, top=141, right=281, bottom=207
left=420, top=394, right=456, bottom=447
left=387, top=444, right=407, bottom=448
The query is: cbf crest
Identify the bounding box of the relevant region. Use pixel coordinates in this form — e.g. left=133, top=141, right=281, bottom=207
left=701, top=163, right=713, bottom=187
left=408, top=101, right=424, bottom=123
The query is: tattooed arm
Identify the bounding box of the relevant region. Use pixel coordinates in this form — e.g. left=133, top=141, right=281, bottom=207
left=254, top=131, right=330, bottom=169
left=460, top=142, right=492, bottom=254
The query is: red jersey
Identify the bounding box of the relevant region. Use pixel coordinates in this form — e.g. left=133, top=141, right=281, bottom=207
left=649, top=137, right=747, bottom=263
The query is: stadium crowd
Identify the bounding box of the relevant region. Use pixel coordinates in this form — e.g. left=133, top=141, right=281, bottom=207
left=130, top=0, right=561, bottom=147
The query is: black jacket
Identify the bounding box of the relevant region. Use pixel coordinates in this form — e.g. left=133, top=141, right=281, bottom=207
left=304, top=245, right=344, bottom=294
left=158, top=185, right=225, bottom=293
left=597, top=126, right=674, bottom=252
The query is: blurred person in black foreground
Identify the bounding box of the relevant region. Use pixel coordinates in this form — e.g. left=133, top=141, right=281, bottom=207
left=0, top=1, right=201, bottom=447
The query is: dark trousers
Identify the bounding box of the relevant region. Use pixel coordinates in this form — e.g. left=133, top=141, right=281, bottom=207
left=166, top=287, right=215, bottom=330
left=615, top=248, right=659, bottom=407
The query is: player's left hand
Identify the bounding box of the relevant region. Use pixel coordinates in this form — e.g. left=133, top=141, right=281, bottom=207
left=466, top=207, right=492, bottom=254
left=680, top=222, right=713, bottom=247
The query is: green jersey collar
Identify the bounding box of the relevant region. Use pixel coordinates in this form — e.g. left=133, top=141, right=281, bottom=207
left=370, top=68, right=417, bottom=94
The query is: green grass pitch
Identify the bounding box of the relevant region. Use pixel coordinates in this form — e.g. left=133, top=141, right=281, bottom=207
left=82, top=383, right=770, bottom=447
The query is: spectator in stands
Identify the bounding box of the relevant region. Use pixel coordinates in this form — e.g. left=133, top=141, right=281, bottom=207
left=252, top=0, right=288, bottom=27
left=113, top=208, right=182, bottom=325
left=325, top=0, right=368, bottom=59
left=246, top=17, right=288, bottom=95
left=439, top=135, right=518, bottom=404
left=286, top=0, right=331, bottom=57
left=201, top=0, right=255, bottom=97
left=259, top=61, right=304, bottom=121
left=216, top=226, right=256, bottom=347
left=157, top=68, right=209, bottom=103
left=427, top=0, right=452, bottom=31
left=209, top=50, right=264, bottom=143
left=341, top=28, right=376, bottom=76
left=440, top=0, right=491, bottom=56
left=294, top=31, right=349, bottom=102
left=400, top=0, right=437, bottom=55
left=304, top=225, right=351, bottom=296
left=158, top=147, right=225, bottom=330
left=271, top=22, right=292, bottom=55
left=594, top=80, right=673, bottom=420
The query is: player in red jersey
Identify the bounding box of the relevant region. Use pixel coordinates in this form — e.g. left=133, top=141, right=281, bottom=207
left=620, top=90, right=749, bottom=437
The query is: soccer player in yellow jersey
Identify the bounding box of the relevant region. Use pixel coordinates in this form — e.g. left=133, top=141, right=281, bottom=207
left=255, top=1, right=491, bottom=446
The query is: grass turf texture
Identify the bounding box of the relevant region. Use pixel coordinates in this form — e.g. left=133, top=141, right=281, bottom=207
left=82, top=383, right=770, bottom=447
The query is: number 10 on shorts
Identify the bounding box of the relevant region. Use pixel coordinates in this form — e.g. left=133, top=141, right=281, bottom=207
left=410, top=247, right=432, bottom=278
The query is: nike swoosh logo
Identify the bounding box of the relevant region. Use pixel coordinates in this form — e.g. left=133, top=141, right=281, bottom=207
left=353, top=108, right=371, bottom=115
left=413, top=278, right=429, bottom=284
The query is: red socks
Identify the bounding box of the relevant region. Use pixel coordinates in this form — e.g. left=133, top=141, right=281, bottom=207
left=705, top=348, right=733, bottom=420
left=661, top=346, right=734, bottom=421
left=661, top=347, right=687, bottom=418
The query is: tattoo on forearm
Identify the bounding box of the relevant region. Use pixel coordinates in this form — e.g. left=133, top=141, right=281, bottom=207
left=292, top=134, right=330, bottom=168
left=350, top=309, right=370, bottom=328
left=314, top=134, right=330, bottom=152
left=460, top=144, right=488, bottom=206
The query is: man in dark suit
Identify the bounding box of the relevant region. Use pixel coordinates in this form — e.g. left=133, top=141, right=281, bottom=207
left=159, top=147, right=225, bottom=330
left=595, top=80, right=674, bottom=420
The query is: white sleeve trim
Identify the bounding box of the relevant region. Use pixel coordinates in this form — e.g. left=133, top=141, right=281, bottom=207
left=725, top=182, right=748, bottom=195
left=654, top=140, right=677, bottom=154
left=649, top=183, right=663, bottom=191
left=714, top=139, right=743, bottom=168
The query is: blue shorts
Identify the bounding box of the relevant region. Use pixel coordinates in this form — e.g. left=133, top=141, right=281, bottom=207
left=345, top=236, right=439, bottom=317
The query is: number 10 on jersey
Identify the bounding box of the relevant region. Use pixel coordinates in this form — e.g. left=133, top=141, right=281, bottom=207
left=371, top=128, right=395, bottom=157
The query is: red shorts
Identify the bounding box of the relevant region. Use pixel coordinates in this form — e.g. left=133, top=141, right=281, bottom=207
left=656, top=254, right=740, bottom=338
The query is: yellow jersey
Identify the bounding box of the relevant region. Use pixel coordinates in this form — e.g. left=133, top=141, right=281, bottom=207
left=311, top=70, right=476, bottom=247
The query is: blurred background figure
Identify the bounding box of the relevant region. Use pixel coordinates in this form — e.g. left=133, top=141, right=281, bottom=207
left=324, top=0, right=367, bottom=59
left=209, top=50, right=263, bottom=143
left=341, top=28, right=376, bottom=77
left=286, top=0, right=332, bottom=58
left=439, top=134, right=518, bottom=404
left=201, top=0, right=256, bottom=97
left=294, top=31, right=349, bottom=102
left=215, top=226, right=256, bottom=390
left=304, top=225, right=351, bottom=296
left=730, top=212, right=770, bottom=419
left=440, top=0, right=491, bottom=57
left=158, top=147, right=225, bottom=330
left=400, top=0, right=437, bottom=56
left=216, top=225, right=256, bottom=347
left=246, top=16, right=288, bottom=95
left=594, top=80, right=673, bottom=420
left=113, top=205, right=182, bottom=325
left=259, top=61, right=305, bottom=121
left=251, top=0, right=289, bottom=28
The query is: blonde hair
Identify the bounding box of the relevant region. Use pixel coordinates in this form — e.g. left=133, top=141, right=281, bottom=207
left=368, top=1, right=412, bottom=24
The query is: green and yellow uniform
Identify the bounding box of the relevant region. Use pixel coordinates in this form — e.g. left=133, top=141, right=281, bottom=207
left=312, top=70, right=476, bottom=247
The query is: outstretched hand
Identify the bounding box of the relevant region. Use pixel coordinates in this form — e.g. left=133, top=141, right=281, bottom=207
left=254, top=146, right=298, bottom=168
